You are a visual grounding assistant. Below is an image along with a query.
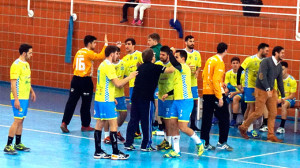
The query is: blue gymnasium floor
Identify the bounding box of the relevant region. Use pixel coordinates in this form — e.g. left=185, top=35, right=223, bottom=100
left=0, top=82, right=300, bottom=168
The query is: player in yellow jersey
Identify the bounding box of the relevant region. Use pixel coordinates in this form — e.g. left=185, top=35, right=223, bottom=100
left=201, top=43, right=233, bottom=151
left=61, top=35, right=108, bottom=133
left=93, top=46, right=137, bottom=160
left=276, top=61, right=297, bottom=133
left=154, top=46, right=174, bottom=150
left=184, top=35, right=202, bottom=132
left=162, top=49, right=204, bottom=158
left=4, top=44, right=36, bottom=155
left=237, top=43, right=269, bottom=137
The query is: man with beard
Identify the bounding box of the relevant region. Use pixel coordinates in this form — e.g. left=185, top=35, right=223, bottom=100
left=4, top=44, right=36, bottom=155
left=236, top=43, right=269, bottom=138
left=60, top=35, right=108, bottom=133
left=184, top=35, right=202, bottom=131
left=239, top=46, right=285, bottom=142
left=93, top=45, right=138, bottom=159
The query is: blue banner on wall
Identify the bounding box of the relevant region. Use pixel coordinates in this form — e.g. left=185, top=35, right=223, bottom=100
left=65, top=16, right=74, bottom=63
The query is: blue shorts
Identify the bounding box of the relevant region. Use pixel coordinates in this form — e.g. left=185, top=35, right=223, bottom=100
left=191, top=87, right=199, bottom=100
left=116, top=97, right=127, bottom=112
left=226, top=93, right=244, bottom=103
left=170, top=99, right=193, bottom=122
left=154, top=87, right=158, bottom=100
left=158, top=99, right=173, bottom=119
left=94, top=101, right=117, bottom=120
left=11, top=99, right=29, bottom=119
left=244, top=87, right=255, bottom=103
left=278, top=99, right=296, bottom=108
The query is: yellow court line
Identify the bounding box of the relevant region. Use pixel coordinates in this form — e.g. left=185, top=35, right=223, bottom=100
left=1, top=103, right=300, bottom=147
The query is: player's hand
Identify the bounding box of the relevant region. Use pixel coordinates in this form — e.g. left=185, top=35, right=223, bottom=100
left=116, top=41, right=122, bottom=48
left=195, top=70, right=199, bottom=78
left=129, top=71, right=138, bottom=79
left=277, top=99, right=281, bottom=104
left=225, top=88, right=229, bottom=94
left=267, top=91, right=272, bottom=98
left=104, top=34, right=108, bottom=44
left=189, top=65, right=196, bottom=74
left=170, top=47, right=176, bottom=54
left=162, top=94, right=168, bottom=101
left=237, top=85, right=243, bottom=92
left=218, top=98, right=224, bottom=107
left=114, top=99, right=118, bottom=105
left=31, top=90, right=36, bottom=102
left=14, top=99, right=20, bottom=110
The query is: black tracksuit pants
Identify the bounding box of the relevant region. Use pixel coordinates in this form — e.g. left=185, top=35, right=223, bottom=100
left=201, top=94, right=230, bottom=145
left=122, top=0, right=137, bottom=20
left=62, top=76, right=93, bottom=127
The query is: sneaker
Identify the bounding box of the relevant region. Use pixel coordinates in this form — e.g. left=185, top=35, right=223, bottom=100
left=131, top=19, right=138, bottom=25
left=94, top=150, right=111, bottom=159
left=60, top=122, right=69, bottom=133
left=4, top=145, right=17, bottom=155
left=81, top=126, right=94, bottom=132
left=117, top=132, right=126, bottom=143
left=204, top=144, right=216, bottom=151
left=259, top=125, right=268, bottom=132
left=104, top=136, right=111, bottom=144
left=124, top=145, right=136, bottom=151
left=216, top=142, right=233, bottom=151
left=14, top=143, right=30, bottom=152
left=111, top=150, right=130, bottom=160
left=163, top=150, right=181, bottom=158
left=141, top=145, right=156, bottom=152
left=196, top=141, right=205, bottom=156
left=136, top=20, right=143, bottom=26
left=120, top=18, right=128, bottom=23
left=230, top=119, right=237, bottom=127
left=134, top=132, right=141, bottom=139
left=276, top=127, right=285, bottom=134
left=247, top=130, right=260, bottom=139
left=153, top=130, right=164, bottom=136
left=156, top=139, right=172, bottom=150
left=212, top=117, right=218, bottom=125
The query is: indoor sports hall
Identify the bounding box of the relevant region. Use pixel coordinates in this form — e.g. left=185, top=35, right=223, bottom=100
left=0, top=0, right=300, bottom=168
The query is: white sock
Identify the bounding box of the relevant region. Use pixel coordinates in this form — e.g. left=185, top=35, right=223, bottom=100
left=104, top=131, right=109, bottom=138
left=190, top=132, right=201, bottom=144
left=167, top=136, right=172, bottom=144
left=248, top=124, right=253, bottom=132
left=164, top=132, right=167, bottom=140
left=172, top=136, right=180, bottom=153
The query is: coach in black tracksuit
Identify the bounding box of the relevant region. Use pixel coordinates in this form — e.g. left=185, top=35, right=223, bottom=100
left=124, top=48, right=168, bottom=151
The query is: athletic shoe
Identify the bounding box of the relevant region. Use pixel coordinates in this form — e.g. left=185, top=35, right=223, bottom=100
left=204, top=144, right=216, bottom=151
left=276, top=127, right=285, bottom=134
left=196, top=141, right=205, bottom=156
left=104, top=136, right=111, bottom=144
left=216, top=142, right=233, bottom=151
left=14, top=143, right=30, bottom=152
left=131, top=19, right=138, bottom=25
left=230, top=119, right=237, bottom=127
left=117, top=132, right=126, bottom=143
left=124, top=145, right=136, bottom=151
left=247, top=130, right=260, bottom=139
left=267, top=136, right=283, bottom=143
left=60, top=122, right=69, bottom=133
left=156, top=139, right=171, bottom=150
left=81, top=126, right=94, bottom=132
left=259, top=125, right=268, bottom=132
left=94, top=150, right=111, bottom=159
left=134, top=132, right=141, bottom=139
left=111, top=151, right=130, bottom=160
left=4, top=145, right=17, bottom=155
left=212, top=117, right=218, bottom=125
left=136, top=20, right=143, bottom=26
left=141, top=145, right=156, bottom=152
left=120, top=18, right=128, bottom=23
left=163, top=150, right=181, bottom=158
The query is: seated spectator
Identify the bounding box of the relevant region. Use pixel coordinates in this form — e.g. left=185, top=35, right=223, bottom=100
left=120, top=0, right=138, bottom=23
left=132, top=0, right=151, bottom=26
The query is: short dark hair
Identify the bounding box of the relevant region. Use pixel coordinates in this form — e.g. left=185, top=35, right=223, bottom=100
left=175, top=50, right=188, bottom=61
left=117, top=47, right=120, bottom=52
left=19, top=44, right=32, bottom=55
left=185, top=35, right=194, bottom=42
left=231, top=56, right=240, bottom=63
left=160, top=46, right=170, bottom=54
left=281, top=61, right=288, bottom=68
left=105, top=45, right=118, bottom=57
left=272, top=46, right=284, bottom=56
left=84, top=35, right=97, bottom=47
left=148, top=33, right=160, bottom=43
left=142, top=48, right=155, bottom=63
left=125, top=38, right=136, bottom=45
left=257, top=43, right=269, bottom=51
left=217, top=42, right=228, bottom=54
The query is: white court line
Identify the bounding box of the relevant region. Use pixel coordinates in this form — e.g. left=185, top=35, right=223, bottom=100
left=234, top=149, right=297, bottom=160
left=0, top=124, right=288, bottom=168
